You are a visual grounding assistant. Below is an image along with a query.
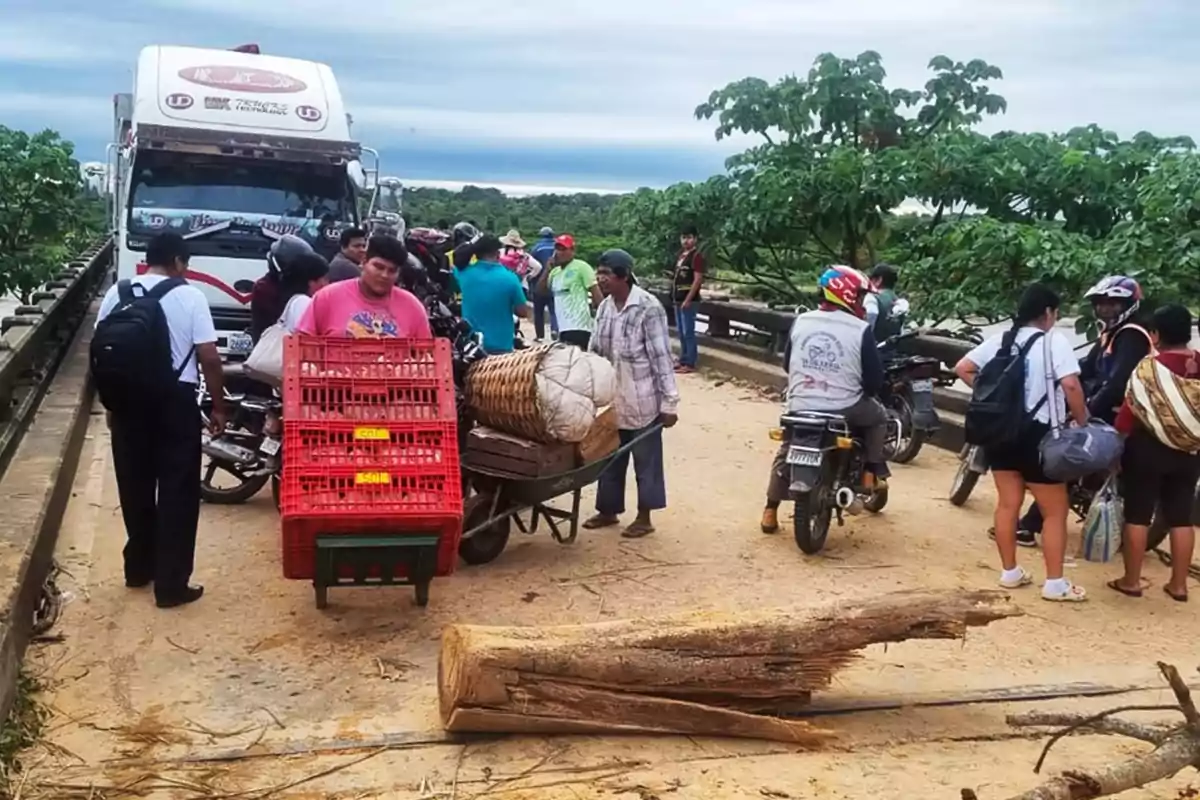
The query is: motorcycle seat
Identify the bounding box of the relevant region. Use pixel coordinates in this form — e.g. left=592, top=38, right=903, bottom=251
left=222, top=363, right=277, bottom=399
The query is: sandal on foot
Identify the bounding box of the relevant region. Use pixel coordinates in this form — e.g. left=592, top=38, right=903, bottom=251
left=1042, top=581, right=1088, bottom=602
left=1106, top=579, right=1143, bottom=598
left=1163, top=586, right=1189, bottom=603
left=620, top=521, right=655, bottom=539
left=582, top=515, right=620, bottom=530
left=999, top=567, right=1033, bottom=589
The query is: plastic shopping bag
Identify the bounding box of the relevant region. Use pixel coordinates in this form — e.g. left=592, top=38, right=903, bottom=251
left=1080, top=475, right=1123, bottom=563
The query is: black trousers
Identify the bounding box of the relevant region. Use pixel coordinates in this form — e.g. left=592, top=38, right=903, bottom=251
left=110, top=382, right=201, bottom=598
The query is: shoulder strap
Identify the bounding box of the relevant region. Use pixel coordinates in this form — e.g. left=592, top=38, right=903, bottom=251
left=1016, top=330, right=1045, bottom=357
left=146, top=276, right=187, bottom=300
left=117, top=279, right=135, bottom=304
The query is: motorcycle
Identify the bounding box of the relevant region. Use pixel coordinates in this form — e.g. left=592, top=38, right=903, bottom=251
left=197, top=365, right=283, bottom=507
left=949, top=443, right=1186, bottom=553
left=771, top=410, right=902, bottom=554
left=878, top=331, right=941, bottom=464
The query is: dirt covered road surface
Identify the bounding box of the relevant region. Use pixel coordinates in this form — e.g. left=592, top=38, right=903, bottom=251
left=18, top=370, right=1200, bottom=799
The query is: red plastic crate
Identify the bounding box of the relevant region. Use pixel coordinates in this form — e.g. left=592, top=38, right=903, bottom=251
left=280, top=514, right=462, bottom=580
left=284, top=421, right=458, bottom=471
left=279, top=461, right=462, bottom=519
left=283, top=336, right=454, bottom=422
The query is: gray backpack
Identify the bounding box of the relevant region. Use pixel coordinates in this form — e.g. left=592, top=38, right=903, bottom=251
left=1036, top=335, right=1123, bottom=482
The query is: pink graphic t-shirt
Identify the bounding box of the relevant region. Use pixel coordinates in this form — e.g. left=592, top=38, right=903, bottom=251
left=295, top=279, right=433, bottom=339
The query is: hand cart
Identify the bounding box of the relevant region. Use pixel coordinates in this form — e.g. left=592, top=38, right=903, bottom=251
left=458, top=424, right=664, bottom=565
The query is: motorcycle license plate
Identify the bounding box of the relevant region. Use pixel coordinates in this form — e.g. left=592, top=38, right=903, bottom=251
left=226, top=332, right=254, bottom=356
left=259, top=437, right=281, bottom=456
left=786, top=448, right=823, bottom=467
left=911, top=379, right=934, bottom=393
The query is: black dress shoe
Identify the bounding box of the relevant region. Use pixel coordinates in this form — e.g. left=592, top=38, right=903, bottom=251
left=155, top=585, right=204, bottom=609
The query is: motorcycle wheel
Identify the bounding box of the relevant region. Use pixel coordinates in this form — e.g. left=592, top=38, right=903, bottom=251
left=885, top=396, right=925, bottom=464
left=458, top=492, right=512, bottom=566
left=949, top=460, right=981, bottom=507
left=200, top=460, right=269, bottom=505
left=863, top=485, right=889, bottom=513
left=793, top=490, right=833, bottom=555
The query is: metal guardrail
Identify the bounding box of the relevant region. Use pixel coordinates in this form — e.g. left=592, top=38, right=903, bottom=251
left=646, top=287, right=975, bottom=368
left=0, top=239, right=114, bottom=476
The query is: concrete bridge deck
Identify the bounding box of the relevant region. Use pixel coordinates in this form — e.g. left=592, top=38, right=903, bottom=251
left=15, top=369, right=1200, bottom=799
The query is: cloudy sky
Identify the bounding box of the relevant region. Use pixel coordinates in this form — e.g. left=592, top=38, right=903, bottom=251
left=3, top=0, right=1197, bottom=194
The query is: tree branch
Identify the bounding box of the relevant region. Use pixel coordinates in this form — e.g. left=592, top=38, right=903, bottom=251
left=964, top=663, right=1200, bottom=800
left=1157, top=661, right=1200, bottom=728
left=1006, top=710, right=1171, bottom=746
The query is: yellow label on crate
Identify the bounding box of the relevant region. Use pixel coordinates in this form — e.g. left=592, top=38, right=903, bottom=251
left=355, top=471, right=391, bottom=485
left=353, top=426, right=390, bottom=441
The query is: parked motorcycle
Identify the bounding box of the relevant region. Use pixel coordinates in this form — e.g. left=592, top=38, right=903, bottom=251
left=197, top=366, right=282, bottom=507
left=878, top=332, right=941, bottom=464
left=771, top=411, right=901, bottom=554
left=948, top=443, right=1186, bottom=552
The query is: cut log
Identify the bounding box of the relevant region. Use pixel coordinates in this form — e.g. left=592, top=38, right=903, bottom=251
left=439, top=589, right=1021, bottom=743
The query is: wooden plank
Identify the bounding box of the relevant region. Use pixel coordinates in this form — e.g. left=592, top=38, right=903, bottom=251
left=790, top=681, right=1196, bottom=717
left=464, top=426, right=576, bottom=477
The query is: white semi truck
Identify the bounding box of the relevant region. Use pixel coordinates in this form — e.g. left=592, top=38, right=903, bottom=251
left=109, top=44, right=378, bottom=356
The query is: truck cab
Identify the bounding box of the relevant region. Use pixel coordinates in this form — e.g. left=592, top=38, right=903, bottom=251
left=111, top=45, right=374, bottom=358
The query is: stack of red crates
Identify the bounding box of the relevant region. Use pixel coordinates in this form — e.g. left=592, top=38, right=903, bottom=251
left=278, top=336, right=462, bottom=580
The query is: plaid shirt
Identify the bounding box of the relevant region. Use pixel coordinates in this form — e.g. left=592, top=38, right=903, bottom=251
left=589, top=285, right=680, bottom=429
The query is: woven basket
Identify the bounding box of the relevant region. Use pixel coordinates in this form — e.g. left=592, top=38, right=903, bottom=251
left=465, top=343, right=557, bottom=443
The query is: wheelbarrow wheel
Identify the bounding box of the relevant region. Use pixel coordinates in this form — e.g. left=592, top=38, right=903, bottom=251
left=459, top=492, right=512, bottom=566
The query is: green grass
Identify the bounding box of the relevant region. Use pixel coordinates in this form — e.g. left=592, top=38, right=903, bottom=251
left=0, top=671, right=49, bottom=797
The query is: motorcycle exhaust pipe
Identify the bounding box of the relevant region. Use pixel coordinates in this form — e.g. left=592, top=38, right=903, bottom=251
left=202, top=437, right=258, bottom=466
left=834, top=486, right=856, bottom=509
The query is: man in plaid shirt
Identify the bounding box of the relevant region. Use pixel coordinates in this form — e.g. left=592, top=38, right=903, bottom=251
left=583, top=249, right=680, bottom=538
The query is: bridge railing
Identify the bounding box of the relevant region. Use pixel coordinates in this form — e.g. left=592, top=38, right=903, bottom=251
left=645, top=286, right=975, bottom=370
left=0, top=239, right=114, bottom=475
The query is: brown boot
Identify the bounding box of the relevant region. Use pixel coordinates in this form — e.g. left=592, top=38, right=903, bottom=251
left=760, top=507, right=779, bottom=534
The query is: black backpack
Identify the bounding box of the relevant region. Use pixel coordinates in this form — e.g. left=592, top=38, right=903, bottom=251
left=91, top=278, right=192, bottom=412
left=964, top=328, right=1046, bottom=448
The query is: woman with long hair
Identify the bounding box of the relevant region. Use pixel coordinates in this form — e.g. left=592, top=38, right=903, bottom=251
left=277, top=252, right=330, bottom=334
left=955, top=283, right=1091, bottom=602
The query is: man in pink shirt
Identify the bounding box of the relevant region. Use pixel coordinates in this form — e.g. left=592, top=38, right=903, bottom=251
left=296, top=234, right=432, bottom=339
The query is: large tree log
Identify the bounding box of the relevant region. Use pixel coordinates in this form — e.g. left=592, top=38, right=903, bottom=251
left=438, top=589, right=1020, bottom=742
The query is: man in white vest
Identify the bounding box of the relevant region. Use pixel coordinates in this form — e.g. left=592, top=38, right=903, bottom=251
left=761, top=265, right=890, bottom=534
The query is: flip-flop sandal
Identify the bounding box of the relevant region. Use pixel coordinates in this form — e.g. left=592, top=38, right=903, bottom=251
left=1163, top=586, right=1189, bottom=603
left=620, top=522, right=655, bottom=539
left=582, top=515, right=620, bottom=530
left=1106, top=579, right=1143, bottom=598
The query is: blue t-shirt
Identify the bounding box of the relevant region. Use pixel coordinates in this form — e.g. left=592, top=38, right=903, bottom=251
left=455, top=261, right=527, bottom=354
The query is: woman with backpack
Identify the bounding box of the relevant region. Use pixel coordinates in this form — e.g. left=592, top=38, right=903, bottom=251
left=954, top=284, right=1091, bottom=602
left=1108, top=304, right=1200, bottom=602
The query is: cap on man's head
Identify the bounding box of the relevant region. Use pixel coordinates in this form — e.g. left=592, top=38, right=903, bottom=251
left=538, top=226, right=554, bottom=237
left=554, top=234, right=575, bottom=249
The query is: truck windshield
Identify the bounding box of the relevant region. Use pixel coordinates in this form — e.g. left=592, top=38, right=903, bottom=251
left=125, top=151, right=357, bottom=257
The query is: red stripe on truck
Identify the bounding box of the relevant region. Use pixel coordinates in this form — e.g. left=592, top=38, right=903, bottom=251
left=135, top=262, right=253, bottom=304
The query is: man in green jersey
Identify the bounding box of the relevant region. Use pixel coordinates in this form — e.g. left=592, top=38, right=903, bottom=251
left=537, top=234, right=603, bottom=349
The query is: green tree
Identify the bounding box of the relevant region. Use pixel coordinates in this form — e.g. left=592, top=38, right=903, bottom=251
left=0, top=127, right=86, bottom=303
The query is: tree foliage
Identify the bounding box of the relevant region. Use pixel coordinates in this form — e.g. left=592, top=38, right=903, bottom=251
left=0, top=127, right=94, bottom=303
left=401, top=185, right=626, bottom=265
left=614, top=50, right=1200, bottom=323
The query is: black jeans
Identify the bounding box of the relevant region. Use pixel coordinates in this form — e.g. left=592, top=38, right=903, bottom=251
left=110, top=382, right=202, bottom=599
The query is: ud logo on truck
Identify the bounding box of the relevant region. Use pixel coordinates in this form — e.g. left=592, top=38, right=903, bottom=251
left=165, top=93, right=194, bottom=109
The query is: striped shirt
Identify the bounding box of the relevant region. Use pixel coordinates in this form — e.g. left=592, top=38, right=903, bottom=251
left=589, top=286, right=680, bottom=430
